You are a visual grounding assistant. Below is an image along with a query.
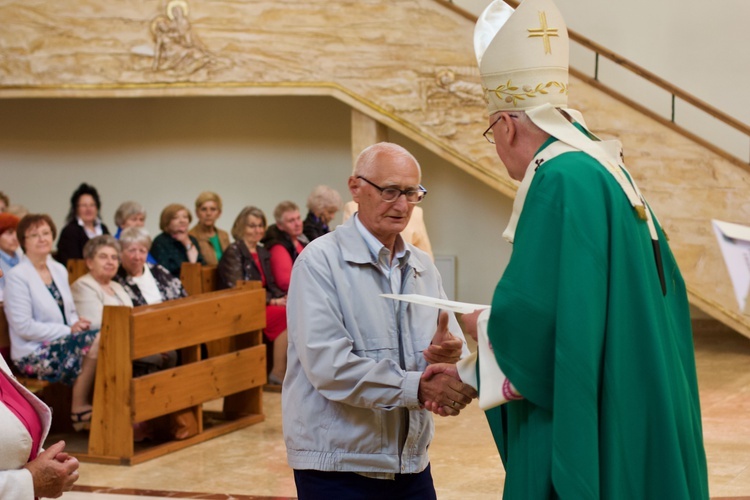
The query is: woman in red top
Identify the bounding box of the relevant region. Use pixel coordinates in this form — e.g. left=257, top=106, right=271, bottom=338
left=217, top=206, right=288, bottom=388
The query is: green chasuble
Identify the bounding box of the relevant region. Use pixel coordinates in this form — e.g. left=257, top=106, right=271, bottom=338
left=486, top=139, right=709, bottom=499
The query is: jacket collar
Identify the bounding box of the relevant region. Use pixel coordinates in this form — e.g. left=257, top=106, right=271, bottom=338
left=337, top=216, right=426, bottom=274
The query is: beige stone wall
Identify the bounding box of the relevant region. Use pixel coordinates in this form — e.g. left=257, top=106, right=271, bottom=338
left=1, top=0, right=748, bottom=334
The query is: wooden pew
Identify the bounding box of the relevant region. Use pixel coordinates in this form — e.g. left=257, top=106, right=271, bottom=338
left=179, top=262, right=275, bottom=375
left=66, top=258, right=88, bottom=283
left=180, top=262, right=219, bottom=296
left=81, top=283, right=267, bottom=465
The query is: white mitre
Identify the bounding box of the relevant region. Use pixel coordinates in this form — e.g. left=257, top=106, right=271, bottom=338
left=476, top=0, right=653, bottom=240
left=475, top=0, right=569, bottom=115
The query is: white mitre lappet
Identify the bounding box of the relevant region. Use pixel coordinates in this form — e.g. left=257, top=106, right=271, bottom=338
left=458, top=0, right=660, bottom=410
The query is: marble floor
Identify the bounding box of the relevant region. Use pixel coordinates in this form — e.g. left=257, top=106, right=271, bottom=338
left=57, top=324, right=750, bottom=499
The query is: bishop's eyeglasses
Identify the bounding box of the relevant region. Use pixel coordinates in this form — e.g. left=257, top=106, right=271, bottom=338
left=357, top=176, right=427, bottom=204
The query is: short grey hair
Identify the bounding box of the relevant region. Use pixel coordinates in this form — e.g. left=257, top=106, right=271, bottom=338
left=353, top=142, right=421, bottom=180
left=306, top=185, right=342, bottom=214
left=119, top=227, right=152, bottom=251
left=273, top=201, right=299, bottom=224
left=83, top=234, right=121, bottom=260
left=114, top=201, right=146, bottom=228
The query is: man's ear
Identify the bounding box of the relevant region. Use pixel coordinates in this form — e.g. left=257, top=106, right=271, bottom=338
left=348, top=176, right=361, bottom=203
left=502, top=113, right=517, bottom=146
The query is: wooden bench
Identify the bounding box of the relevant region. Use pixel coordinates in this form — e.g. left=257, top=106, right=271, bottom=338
left=180, top=262, right=219, bottom=296
left=66, top=258, right=88, bottom=283
left=80, top=282, right=267, bottom=465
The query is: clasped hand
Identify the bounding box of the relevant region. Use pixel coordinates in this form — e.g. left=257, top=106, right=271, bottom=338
left=418, top=363, right=477, bottom=417
left=24, top=440, right=79, bottom=498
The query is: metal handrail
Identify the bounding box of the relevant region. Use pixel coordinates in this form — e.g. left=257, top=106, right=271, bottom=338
left=438, top=0, right=750, bottom=166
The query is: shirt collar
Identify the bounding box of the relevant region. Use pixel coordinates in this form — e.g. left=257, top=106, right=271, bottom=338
left=77, top=217, right=102, bottom=229
left=353, top=213, right=409, bottom=268
left=0, top=248, right=20, bottom=266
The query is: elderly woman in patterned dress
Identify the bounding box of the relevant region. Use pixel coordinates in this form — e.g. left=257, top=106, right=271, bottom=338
left=113, top=227, right=187, bottom=306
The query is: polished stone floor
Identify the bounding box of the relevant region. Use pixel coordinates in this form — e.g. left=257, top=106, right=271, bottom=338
left=60, top=324, right=750, bottom=499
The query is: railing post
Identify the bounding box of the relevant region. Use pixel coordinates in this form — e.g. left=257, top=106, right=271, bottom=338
left=671, top=94, right=676, bottom=123
left=594, top=52, right=599, bottom=81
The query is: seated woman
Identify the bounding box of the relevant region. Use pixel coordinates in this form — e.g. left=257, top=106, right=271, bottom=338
left=1, top=293, right=80, bottom=498
left=71, top=235, right=176, bottom=376
left=3, top=214, right=99, bottom=431
left=150, top=203, right=204, bottom=277
left=114, top=227, right=188, bottom=305
left=0, top=213, right=22, bottom=300
left=261, top=201, right=308, bottom=293
left=303, top=185, right=342, bottom=242
left=218, top=206, right=287, bottom=387
left=55, top=183, right=110, bottom=265
left=113, top=201, right=156, bottom=264
left=189, top=191, right=230, bottom=266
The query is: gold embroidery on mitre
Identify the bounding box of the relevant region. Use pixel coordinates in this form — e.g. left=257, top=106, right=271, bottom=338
left=527, top=11, right=559, bottom=54
left=485, top=80, right=568, bottom=106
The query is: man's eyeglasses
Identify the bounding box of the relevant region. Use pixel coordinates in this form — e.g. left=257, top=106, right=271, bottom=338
left=482, top=113, right=517, bottom=144
left=482, top=114, right=504, bottom=144
left=357, top=176, right=427, bottom=204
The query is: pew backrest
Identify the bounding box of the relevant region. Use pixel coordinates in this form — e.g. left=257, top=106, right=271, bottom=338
left=86, top=283, right=267, bottom=464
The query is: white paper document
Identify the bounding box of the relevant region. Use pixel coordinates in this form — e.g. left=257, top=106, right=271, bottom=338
left=379, top=293, right=489, bottom=314
left=712, top=219, right=750, bottom=313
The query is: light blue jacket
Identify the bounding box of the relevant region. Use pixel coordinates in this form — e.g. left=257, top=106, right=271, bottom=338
left=4, top=255, right=79, bottom=361
left=283, top=217, right=467, bottom=474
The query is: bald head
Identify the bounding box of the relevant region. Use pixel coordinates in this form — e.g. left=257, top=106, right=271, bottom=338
left=353, top=142, right=422, bottom=181
left=348, top=142, right=422, bottom=251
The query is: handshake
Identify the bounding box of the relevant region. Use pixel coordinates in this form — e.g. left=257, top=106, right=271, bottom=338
left=418, top=363, right=477, bottom=417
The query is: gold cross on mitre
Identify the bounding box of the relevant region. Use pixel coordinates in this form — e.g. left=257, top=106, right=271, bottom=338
left=527, top=11, right=559, bottom=54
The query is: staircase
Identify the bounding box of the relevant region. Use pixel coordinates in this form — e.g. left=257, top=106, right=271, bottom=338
left=1, top=0, right=748, bottom=337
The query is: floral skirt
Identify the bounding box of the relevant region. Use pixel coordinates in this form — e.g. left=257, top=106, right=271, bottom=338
left=14, top=329, right=100, bottom=386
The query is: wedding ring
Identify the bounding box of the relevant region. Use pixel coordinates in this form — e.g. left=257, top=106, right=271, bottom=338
left=451, top=400, right=457, bottom=409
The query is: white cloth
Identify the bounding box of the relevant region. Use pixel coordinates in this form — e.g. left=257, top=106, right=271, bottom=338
left=3, top=255, right=80, bottom=361
left=457, top=308, right=520, bottom=410
left=130, top=266, right=163, bottom=305
left=0, top=355, right=52, bottom=500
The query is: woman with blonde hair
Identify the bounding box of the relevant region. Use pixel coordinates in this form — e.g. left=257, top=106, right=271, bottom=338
left=189, top=191, right=230, bottom=266
left=218, top=206, right=287, bottom=388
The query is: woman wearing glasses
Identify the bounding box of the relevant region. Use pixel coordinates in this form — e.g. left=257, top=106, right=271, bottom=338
left=218, top=206, right=288, bottom=388
left=3, top=214, right=100, bottom=431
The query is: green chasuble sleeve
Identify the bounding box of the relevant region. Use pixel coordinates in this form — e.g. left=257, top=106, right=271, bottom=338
left=486, top=145, right=708, bottom=499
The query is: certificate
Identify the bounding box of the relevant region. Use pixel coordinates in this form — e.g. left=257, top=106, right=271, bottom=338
left=379, top=293, right=489, bottom=314
left=712, top=219, right=750, bottom=314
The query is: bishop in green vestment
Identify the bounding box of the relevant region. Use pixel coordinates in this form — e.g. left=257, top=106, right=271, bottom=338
left=483, top=132, right=709, bottom=498
left=463, top=0, right=710, bottom=497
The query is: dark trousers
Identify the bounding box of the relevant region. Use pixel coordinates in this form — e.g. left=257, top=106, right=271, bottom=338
left=293, top=464, right=437, bottom=500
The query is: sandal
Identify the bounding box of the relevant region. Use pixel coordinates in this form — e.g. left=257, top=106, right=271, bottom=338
left=71, top=409, right=93, bottom=432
